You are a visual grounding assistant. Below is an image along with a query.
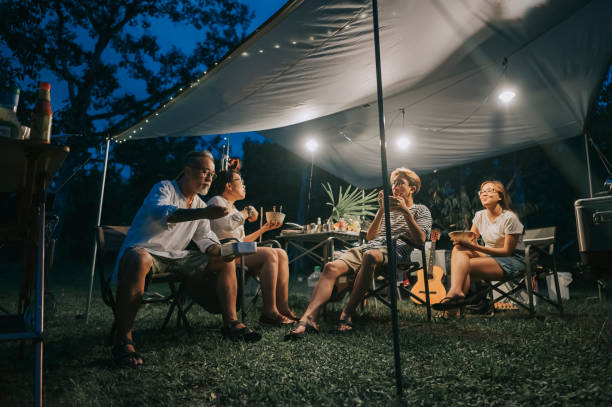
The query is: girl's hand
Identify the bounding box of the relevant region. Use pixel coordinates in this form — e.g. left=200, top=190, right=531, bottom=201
left=261, top=221, right=282, bottom=232
left=453, top=239, right=478, bottom=251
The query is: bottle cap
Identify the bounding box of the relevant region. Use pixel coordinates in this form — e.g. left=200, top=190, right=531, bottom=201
left=39, top=82, right=51, bottom=91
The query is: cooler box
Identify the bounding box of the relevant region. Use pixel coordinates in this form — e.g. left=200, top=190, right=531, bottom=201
left=574, top=195, right=612, bottom=275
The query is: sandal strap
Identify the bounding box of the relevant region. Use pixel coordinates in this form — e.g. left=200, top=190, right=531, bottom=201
left=113, top=338, right=136, bottom=348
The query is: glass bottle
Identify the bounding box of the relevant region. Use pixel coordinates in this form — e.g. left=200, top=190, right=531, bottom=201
left=30, top=82, right=53, bottom=143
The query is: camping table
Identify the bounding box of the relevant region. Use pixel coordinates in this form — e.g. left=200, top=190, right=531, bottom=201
left=0, top=138, right=69, bottom=407
left=277, top=230, right=361, bottom=266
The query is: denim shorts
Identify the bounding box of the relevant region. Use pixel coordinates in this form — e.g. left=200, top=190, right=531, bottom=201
left=490, top=252, right=525, bottom=278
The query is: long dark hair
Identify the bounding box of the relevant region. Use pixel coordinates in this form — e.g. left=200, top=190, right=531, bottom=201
left=209, top=169, right=240, bottom=197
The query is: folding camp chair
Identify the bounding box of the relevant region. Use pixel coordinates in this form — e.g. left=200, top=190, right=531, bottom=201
left=364, top=234, right=434, bottom=321
left=95, top=225, right=191, bottom=344
left=464, top=227, right=563, bottom=316
left=323, top=234, right=433, bottom=321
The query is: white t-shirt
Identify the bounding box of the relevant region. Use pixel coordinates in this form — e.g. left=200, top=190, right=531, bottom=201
left=472, top=209, right=524, bottom=250
left=112, top=180, right=220, bottom=281
left=207, top=195, right=246, bottom=241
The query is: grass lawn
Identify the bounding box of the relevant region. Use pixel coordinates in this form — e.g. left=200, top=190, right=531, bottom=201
left=1, top=264, right=611, bottom=406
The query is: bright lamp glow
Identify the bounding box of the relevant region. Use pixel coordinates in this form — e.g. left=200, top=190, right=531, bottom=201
left=396, top=136, right=411, bottom=150
left=498, top=89, right=516, bottom=104
left=305, top=139, right=319, bottom=152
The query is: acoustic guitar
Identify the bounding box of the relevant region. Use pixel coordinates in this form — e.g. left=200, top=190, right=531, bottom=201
left=410, top=230, right=447, bottom=305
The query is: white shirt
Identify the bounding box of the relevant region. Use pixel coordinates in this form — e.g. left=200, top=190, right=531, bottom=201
left=207, top=195, right=246, bottom=241
left=112, top=180, right=220, bottom=281
left=472, top=209, right=524, bottom=250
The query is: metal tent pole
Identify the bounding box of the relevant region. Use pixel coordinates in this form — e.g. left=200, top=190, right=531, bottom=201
left=372, top=0, right=403, bottom=397
left=584, top=132, right=593, bottom=198
left=85, top=138, right=111, bottom=323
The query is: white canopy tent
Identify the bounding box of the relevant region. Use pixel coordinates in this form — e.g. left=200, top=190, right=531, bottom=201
left=114, top=0, right=612, bottom=188
left=87, top=0, right=612, bottom=396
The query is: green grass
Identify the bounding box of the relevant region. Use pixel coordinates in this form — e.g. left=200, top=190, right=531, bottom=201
left=1, top=268, right=611, bottom=406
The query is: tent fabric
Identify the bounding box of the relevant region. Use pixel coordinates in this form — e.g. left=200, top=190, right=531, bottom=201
left=116, top=0, right=612, bottom=188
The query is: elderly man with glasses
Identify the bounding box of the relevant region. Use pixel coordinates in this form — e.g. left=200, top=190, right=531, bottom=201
left=112, top=151, right=261, bottom=368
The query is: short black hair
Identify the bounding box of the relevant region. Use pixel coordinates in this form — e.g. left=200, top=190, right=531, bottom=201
left=209, top=169, right=241, bottom=197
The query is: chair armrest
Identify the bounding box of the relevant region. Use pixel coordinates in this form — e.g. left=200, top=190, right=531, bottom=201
left=394, top=234, right=425, bottom=251
left=261, top=239, right=281, bottom=248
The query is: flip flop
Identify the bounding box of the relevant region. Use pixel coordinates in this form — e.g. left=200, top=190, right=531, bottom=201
left=221, top=321, right=262, bottom=342
left=331, top=318, right=354, bottom=334
left=432, top=295, right=467, bottom=311
left=283, top=320, right=318, bottom=341
left=111, top=339, right=144, bottom=368
left=259, top=313, right=295, bottom=327
left=281, top=311, right=300, bottom=322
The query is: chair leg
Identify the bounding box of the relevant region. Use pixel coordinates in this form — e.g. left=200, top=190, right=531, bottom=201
left=239, top=260, right=246, bottom=321
left=525, top=247, right=535, bottom=316
left=552, top=255, right=564, bottom=316
left=551, top=271, right=564, bottom=316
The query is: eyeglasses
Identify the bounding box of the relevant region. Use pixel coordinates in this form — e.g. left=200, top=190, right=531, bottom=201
left=189, top=166, right=216, bottom=180
left=392, top=178, right=412, bottom=187
left=231, top=177, right=243, bottom=184
left=478, top=188, right=498, bottom=196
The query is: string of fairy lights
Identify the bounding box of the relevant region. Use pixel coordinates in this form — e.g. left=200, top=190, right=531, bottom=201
left=110, top=4, right=518, bottom=155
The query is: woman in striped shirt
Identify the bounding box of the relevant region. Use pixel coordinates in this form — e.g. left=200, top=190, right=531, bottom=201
left=285, top=168, right=432, bottom=338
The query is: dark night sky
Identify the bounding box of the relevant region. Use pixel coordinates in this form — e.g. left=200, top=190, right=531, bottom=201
left=40, top=1, right=289, bottom=155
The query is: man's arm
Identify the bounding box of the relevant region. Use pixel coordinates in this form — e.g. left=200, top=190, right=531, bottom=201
left=167, top=205, right=229, bottom=223
left=366, top=190, right=385, bottom=241
left=398, top=207, right=427, bottom=246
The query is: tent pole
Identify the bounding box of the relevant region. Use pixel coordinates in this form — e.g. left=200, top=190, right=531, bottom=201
left=372, top=0, right=403, bottom=397
left=584, top=132, right=593, bottom=198
left=85, top=138, right=111, bottom=323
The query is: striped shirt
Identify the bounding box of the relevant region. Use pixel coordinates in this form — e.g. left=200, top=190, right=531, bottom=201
left=359, top=204, right=432, bottom=261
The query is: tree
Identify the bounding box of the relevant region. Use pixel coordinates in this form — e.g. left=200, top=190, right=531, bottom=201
left=0, top=0, right=253, bottom=260
left=1, top=0, right=253, bottom=138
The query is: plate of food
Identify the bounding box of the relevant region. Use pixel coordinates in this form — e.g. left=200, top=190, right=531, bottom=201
left=448, top=230, right=476, bottom=244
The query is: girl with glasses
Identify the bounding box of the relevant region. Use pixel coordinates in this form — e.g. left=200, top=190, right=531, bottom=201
left=208, top=170, right=298, bottom=326
left=434, top=180, right=525, bottom=312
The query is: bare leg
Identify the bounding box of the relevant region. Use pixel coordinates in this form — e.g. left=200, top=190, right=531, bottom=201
left=113, top=248, right=152, bottom=365
left=273, top=248, right=296, bottom=319
left=208, top=256, right=242, bottom=327
left=291, top=260, right=350, bottom=334
left=243, top=247, right=290, bottom=322
left=448, top=246, right=505, bottom=298
left=340, top=250, right=384, bottom=326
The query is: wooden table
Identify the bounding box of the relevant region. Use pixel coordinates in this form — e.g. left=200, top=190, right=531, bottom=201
left=0, top=138, right=69, bottom=407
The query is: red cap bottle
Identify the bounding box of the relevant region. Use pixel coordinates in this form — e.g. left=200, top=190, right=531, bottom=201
left=30, top=82, right=53, bottom=143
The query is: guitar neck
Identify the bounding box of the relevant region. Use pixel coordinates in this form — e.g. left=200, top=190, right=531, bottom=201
left=426, top=236, right=437, bottom=277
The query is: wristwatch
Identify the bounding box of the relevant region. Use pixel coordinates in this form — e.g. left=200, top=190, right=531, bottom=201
left=246, top=206, right=256, bottom=218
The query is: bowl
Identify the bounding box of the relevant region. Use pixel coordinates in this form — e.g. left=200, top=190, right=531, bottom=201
left=448, top=230, right=476, bottom=244
left=265, top=211, right=286, bottom=224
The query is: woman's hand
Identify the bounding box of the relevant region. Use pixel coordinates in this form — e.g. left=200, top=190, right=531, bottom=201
left=453, top=235, right=479, bottom=251
left=261, top=221, right=282, bottom=232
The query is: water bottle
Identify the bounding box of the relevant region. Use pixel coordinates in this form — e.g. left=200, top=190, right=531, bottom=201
left=307, top=265, right=321, bottom=295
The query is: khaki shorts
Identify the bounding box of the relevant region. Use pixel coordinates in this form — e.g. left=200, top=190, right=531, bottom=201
left=336, top=246, right=388, bottom=274
left=119, top=249, right=239, bottom=315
